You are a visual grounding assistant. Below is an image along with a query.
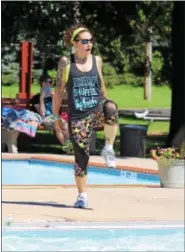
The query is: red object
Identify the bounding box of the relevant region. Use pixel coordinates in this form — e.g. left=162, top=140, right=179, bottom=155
left=61, top=112, right=68, bottom=122
left=18, top=41, right=33, bottom=99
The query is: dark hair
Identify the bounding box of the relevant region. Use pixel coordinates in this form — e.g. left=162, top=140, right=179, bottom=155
left=64, top=24, right=94, bottom=62
left=39, top=75, right=52, bottom=84
left=64, top=23, right=90, bottom=46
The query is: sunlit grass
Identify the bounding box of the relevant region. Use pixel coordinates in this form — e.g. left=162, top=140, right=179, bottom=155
left=2, top=84, right=171, bottom=134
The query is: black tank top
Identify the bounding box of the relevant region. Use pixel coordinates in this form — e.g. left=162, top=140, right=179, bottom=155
left=66, top=55, right=104, bottom=119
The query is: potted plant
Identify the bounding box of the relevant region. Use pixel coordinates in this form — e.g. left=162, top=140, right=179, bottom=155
left=151, top=146, right=185, bottom=188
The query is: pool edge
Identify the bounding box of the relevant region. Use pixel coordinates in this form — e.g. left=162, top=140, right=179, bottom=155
left=2, top=153, right=158, bottom=175
left=2, top=220, right=184, bottom=230
left=2, top=184, right=161, bottom=189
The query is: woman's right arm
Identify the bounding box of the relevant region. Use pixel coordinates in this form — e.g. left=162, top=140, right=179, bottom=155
left=53, top=56, right=68, bottom=116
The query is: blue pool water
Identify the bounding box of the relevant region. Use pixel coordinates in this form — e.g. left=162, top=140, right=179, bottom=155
left=2, top=226, right=184, bottom=251
left=2, top=159, right=159, bottom=185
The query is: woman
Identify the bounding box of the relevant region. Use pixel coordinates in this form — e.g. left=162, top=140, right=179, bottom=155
left=53, top=24, right=118, bottom=208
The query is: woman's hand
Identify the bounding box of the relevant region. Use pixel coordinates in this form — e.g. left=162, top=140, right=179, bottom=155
left=41, top=87, right=52, bottom=98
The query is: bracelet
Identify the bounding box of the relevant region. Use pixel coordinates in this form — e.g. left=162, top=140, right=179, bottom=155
left=51, top=114, right=61, bottom=120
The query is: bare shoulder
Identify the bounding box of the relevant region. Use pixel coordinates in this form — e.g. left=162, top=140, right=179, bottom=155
left=95, top=55, right=102, bottom=64
left=58, top=56, right=69, bottom=69
left=95, top=55, right=103, bottom=70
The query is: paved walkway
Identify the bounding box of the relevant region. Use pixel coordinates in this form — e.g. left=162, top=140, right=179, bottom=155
left=2, top=153, right=184, bottom=224
left=2, top=188, right=184, bottom=223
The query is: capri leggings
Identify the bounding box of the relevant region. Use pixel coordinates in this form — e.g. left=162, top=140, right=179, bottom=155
left=69, top=100, right=119, bottom=177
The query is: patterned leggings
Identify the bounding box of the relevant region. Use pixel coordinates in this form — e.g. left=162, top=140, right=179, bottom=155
left=69, top=100, right=119, bottom=177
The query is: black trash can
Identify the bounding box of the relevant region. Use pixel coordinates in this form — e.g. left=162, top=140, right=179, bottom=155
left=119, top=124, right=148, bottom=157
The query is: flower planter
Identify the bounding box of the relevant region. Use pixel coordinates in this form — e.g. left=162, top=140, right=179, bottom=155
left=157, top=159, right=184, bottom=188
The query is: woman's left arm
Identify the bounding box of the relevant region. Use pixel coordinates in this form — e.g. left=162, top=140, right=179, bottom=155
left=96, top=55, right=108, bottom=99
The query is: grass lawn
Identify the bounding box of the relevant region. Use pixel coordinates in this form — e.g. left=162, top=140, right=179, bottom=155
left=108, top=85, right=171, bottom=108
left=2, top=84, right=170, bottom=134
left=2, top=84, right=171, bottom=109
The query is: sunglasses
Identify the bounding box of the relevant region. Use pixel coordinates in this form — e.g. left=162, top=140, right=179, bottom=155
left=46, top=80, right=52, bottom=84
left=76, top=38, right=94, bottom=45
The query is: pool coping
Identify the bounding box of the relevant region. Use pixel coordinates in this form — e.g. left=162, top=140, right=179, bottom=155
left=2, top=184, right=160, bottom=189
left=2, top=153, right=159, bottom=175
left=3, top=220, right=184, bottom=230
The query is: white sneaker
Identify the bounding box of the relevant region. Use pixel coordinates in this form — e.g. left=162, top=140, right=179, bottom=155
left=74, top=196, right=88, bottom=208
left=101, top=147, right=116, bottom=168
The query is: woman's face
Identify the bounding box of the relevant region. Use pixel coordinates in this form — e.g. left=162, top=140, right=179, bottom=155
left=74, top=31, right=94, bottom=56
left=41, top=79, right=52, bottom=88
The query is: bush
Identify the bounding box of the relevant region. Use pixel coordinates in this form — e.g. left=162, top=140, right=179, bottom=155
left=103, top=63, right=119, bottom=87
left=151, top=51, right=164, bottom=85
left=2, top=73, right=18, bottom=86
left=118, top=73, right=143, bottom=87
left=32, top=69, right=43, bottom=85
left=2, top=62, right=19, bottom=85
left=102, top=63, right=144, bottom=88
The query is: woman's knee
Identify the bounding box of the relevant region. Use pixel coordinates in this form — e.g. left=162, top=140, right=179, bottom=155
left=104, top=100, right=117, bottom=109
left=103, top=100, right=118, bottom=125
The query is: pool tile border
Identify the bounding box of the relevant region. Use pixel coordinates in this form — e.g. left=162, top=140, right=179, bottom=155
left=3, top=220, right=184, bottom=229
left=2, top=184, right=160, bottom=189
left=2, top=153, right=158, bottom=175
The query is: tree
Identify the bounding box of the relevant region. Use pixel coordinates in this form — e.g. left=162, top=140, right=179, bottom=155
left=1, top=1, right=75, bottom=68
left=128, top=1, right=173, bottom=99
left=167, top=2, right=185, bottom=148
left=2, top=1, right=173, bottom=86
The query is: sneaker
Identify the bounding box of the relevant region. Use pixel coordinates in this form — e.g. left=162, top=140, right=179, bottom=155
left=74, top=196, right=88, bottom=208
left=101, top=147, right=116, bottom=168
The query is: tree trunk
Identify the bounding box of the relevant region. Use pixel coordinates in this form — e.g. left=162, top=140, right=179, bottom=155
left=144, top=39, right=152, bottom=100
left=167, top=2, right=185, bottom=148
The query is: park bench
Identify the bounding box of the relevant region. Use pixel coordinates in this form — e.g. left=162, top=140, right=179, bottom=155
left=1, top=95, right=68, bottom=153
left=2, top=94, right=97, bottom=154
left=134, top=109, right=170, bottom=121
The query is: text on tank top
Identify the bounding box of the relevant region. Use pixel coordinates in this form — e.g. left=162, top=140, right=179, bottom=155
left=66, top=55, right=103, bottom=118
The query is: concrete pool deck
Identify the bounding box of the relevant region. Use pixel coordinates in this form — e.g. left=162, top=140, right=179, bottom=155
left=2, top=188, right=184, bottom=223
left=2, top=153, right=184, bottom=223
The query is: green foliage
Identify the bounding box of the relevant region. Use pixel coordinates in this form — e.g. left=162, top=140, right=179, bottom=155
left=118, top=73, right=143, bottom=87
left=2, top=60, right=19, bottom=86
left=2, top=72, right=18, bottom=86
left=103, top=38, right=125, bottom=73
left=151, top=51, right=164, bottom=84
left=102, top=63, right=119, bottom=87
left=48, top=70, right=57, bottom=84
left=128, top=1, right=173, bottom=84
left=2, top=45, right=19, bottom=85
left=125, top=43, right=146, bottom=75
left=1, top=1, right=174, bottom=88
left=32, top=69, right=43, bottom=85
left=151, top=147, right=185, bottom=160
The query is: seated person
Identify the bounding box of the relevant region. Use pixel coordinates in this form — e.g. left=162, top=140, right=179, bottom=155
left=30, top=75, right=53, bottom=117
left=30, top=75, right=73, bottom=153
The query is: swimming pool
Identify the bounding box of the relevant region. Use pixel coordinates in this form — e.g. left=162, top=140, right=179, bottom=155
left=2, top=222, right=184, bottom=251
left=2, top=159, right=159, bottom=185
